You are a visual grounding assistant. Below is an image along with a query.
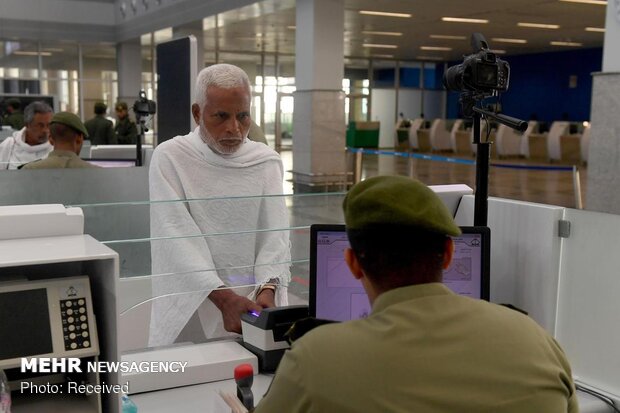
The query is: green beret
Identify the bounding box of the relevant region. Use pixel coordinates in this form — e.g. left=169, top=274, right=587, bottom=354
left=343, top=176, right=461, bottom=236
left=115, top=101, right=128, bottom=111
left=51, top=112, right=89, bottom=138
left=6, top=98, right=20, bottom=108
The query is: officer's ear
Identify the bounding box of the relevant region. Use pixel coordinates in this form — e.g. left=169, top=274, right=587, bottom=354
left=344, top=248, right=364, bottom=281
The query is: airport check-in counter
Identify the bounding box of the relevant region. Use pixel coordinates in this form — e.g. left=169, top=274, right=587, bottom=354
left=0, top=183, right=618, bottom=412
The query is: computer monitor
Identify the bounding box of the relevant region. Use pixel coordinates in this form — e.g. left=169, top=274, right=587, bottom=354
left=309, top=224, right=490, bottom=322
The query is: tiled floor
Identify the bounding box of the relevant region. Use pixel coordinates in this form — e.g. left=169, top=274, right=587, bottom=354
left=280, top=149, right=586, bottom=209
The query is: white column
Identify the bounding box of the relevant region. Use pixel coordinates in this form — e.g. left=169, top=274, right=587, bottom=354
left=292, top=0, right=347, bottom=191
left=116, top=38, right=142, bottom=107
left=173, top=21, right=205, bottom=70
left=586, top=1, right=620, bottom=214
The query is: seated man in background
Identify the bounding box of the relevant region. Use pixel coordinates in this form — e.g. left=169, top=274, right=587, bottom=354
left=3, top=98, right=25, bottom=130
left=148, top=63, right=290, bottom=346
left=0, top=101, right=53, bottom=169
left=22, top=112, right=98, bottom=170
left=85, top=102, right=116, bottom=145
left=255, top=175, right=578, bottom=413
left=114, top=101, right=138, bottom=144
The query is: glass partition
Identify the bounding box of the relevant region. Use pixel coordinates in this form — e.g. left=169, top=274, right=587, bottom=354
left=74, top=192, right=347, bottom=350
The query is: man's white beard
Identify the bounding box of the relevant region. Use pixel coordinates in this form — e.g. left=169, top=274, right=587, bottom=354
left=199, top=122, right=244, bottom=155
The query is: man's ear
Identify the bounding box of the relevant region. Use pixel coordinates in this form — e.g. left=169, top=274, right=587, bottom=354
left=191, top=104, right=201, bottom=125
left=442, top=237, right=454, bottom=270
left=49, top=136, right=56, bottom=146
left=344, top=248, right=364, bottom=280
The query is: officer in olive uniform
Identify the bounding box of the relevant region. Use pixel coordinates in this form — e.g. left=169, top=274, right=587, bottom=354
left=255, top=176, right=578, bottom=413
left=85, top=102, right=116, bottom=145
left=22, top=112, right=99, bottom=169
left=114, top=101, right=138, bottom=144
left=3, top=98, right=25, bottom=130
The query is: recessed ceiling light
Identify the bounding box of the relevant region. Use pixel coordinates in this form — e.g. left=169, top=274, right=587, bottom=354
left=359, top=10, right=412, bottom=18
left=417, top=56, right=444, bottom=61
left=362, top=31, right=403, bottom=36
left=420, top=46, right=453, bottom=51
left=430, top=34, right=467, bottom=40
left=550, top=41, right=583, bottom=46
left=363, top=43, right=398, bottom=49
left=287, top=26, right=296, bottom=30
left=442, top=17, right=489, bottom=24
left=492, top=37, right=527, bottom=44
left=559, top=0, right=606, bottom=4
left=13, top=51, right=52, bottom=56
left=517, top=22, right=560, bottom=29
left=585, top=27, right=605, bottom=32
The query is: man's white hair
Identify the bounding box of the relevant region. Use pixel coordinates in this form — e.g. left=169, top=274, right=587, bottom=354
left=195, top=63, right=251, bottom=108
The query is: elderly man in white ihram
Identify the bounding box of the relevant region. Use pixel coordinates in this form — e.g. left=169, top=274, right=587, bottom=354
left=148, top=63, right=291, bottom=346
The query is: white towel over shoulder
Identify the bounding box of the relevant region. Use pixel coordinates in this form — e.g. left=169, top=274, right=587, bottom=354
left=148, top=128, right=291, bottom=346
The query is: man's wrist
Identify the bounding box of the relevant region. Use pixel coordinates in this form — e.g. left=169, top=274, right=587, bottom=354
left=209, top=286, right=236, bottom=309
left=257, top=278, right=279, bottom=295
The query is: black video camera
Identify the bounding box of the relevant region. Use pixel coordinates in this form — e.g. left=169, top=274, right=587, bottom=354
left=443, top=33, right=509, bottom=95
left=133, top=90, right=156, bottom=118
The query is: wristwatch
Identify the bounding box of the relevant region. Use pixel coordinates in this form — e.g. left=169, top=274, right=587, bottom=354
left=257, top=278, right=280, bottom=295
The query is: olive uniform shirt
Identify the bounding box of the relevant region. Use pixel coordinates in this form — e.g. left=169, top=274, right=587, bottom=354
left=4, top=112, right=24, bottom=130
left=255, top=283, right=578, bottom=413
left=85, top=115, right=116, bottom=145
left=115, top=117, right=138, bottom=144
left=21, top=150, right=99, bottom=169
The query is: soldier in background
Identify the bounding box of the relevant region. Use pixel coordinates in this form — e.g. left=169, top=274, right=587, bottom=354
left=3, top=98, right=25, bottom=130
left=85, top=102, right=116, bottom=145
left=114, top=101, right=137, bottom=144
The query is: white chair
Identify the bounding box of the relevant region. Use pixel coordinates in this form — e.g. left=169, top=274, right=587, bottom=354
left=547, top=121, right=570, bottom=161
left=580, top=124, right=591, bottom=164
left=449, top=119, right=464, bottom=152
left=429, top=119, right=453, bottom=152
left=407, top=118, right=425, bottom=150
left=495, top=121, right=536, bottom=158
left=519, top=121, right=539, bottom=158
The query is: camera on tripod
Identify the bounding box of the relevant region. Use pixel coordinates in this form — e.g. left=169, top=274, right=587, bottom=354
left=133, top=90, right=157, bottom=118
left=443, top=33, right=510, bottom=95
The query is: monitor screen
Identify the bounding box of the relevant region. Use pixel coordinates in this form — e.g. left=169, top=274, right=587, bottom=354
left=0, top=288, right=53, bottom=359
left=309, top=225, right=490, bottom=322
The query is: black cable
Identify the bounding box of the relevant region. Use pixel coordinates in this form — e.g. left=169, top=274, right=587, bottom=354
left=576, top=383, right=620, bottom=413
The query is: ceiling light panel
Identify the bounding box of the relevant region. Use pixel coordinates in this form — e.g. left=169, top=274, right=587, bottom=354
left=550, top=41, right=583, bottom=46
left=517, top=22, right=560, bottom=29
left=430, top=34, right=467, bottom=40
left=442, top=17, right=489, bottom=24
left=359, top=10, right=412, bottom=18
left=363, top=43, right=398, bottom=49
left=362, top=31, right=403, bottom=36
left=585, top=27, right=605, bottom=32
left=492, top=37, right=528, bottom=44
left=559, top=0, right=607, bottom=5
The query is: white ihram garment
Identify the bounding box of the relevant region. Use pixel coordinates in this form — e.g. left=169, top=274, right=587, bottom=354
left=148, top=127, right=291, bottom=346
left=0, top=128, right=52, bottom=169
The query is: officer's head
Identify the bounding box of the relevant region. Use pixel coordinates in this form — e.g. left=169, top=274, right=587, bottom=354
left=6, top=98, right=20, bottom=112
left=115, top=101, right=128, bottom=120
left=94, top=102, right=107, bottom=115
left=342, top=176, right=460, bottom=296
left=49, top=112, right=89, bottom=155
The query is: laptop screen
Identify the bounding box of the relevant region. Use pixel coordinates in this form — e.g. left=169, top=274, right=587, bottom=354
left=309, top=224, right=490, bottom=322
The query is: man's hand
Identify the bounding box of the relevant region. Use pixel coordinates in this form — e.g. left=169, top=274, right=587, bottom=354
left=209, top=288, right=262, bottom=334
left=256, top=288, right=276, bottom=309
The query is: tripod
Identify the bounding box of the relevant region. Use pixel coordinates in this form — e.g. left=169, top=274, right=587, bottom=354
left=462, top=95, right=528, bottom=226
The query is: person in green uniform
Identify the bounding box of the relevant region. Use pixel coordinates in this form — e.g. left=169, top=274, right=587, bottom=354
left=85, top=102, right=116, bottom=145
left=22, top=112, right=98, bottom=169
left=254, top=175, right=578, bottom=413
left=3, top=98, right=25, bottom=130
left=114, top=101, right=138, bottom=144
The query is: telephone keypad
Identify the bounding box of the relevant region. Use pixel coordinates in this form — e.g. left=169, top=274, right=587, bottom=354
left=60, top=298, right=91, bottom=351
